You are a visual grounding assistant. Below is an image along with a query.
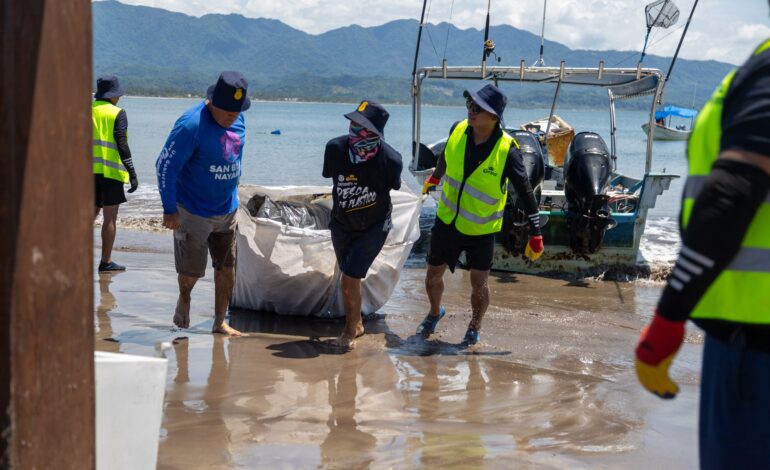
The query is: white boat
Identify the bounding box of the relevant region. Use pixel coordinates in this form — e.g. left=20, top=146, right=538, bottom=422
left=231, top=184, right=422, bottom=318
left=641, top=104, right=697, bottom=141
left=641, top=121, right=691, bottom=141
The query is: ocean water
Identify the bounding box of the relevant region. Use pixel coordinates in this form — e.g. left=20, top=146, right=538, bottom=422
left=117, top=96, right=686, bottom=271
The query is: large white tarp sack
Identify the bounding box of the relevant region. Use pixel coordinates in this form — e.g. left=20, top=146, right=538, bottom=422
left=232, top=184, right=422, bottom=318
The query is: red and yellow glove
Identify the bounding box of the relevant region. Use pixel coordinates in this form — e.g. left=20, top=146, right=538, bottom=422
left=422, top=175, right=441, bottom=194
left=524, top=235, right=544, bottom=261
left=635, top=311, right=685, bottom=399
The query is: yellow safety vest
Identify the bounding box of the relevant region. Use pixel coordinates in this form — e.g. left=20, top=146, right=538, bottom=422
left=684, top=39, right=770, bottom=325
left=92, top=100, right=129, bottom=183
left=436, top=120, right=517, bottom=235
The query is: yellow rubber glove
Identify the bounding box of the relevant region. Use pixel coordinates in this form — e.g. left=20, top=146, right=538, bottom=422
left=634, top=312, right=685, bottom=399
left=524, top=235, right=544, bottom=261
left=422, top=175, right=441, bottom=194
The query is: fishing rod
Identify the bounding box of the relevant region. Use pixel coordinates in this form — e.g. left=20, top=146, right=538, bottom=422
left=535, top=0, right=547, bottom=66
left=481, top=0, right=492, bottom=77
left=411, top=0, right=429, bottom=159
left=661, top=0, right=699, bottom=100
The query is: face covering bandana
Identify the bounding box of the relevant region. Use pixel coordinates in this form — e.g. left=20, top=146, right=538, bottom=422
left=348, top=123, right=381, bottom=163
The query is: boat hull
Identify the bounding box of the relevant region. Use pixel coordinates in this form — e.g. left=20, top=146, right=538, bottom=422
left=642, top=122, right=691, bottom=141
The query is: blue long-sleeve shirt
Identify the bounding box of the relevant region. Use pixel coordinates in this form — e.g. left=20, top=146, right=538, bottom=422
left=156, top=101, right=246, bottom=217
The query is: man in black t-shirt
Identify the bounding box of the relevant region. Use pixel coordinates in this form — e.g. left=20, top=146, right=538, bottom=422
left=322, top=100, right=403, bottom=350
left=634, top=32, right=770, bottom=466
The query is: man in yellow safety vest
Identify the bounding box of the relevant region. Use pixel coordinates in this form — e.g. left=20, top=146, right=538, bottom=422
left=635, top=32, right=770, bottom=467
left=418, top=84, right=544, bottom=346
left=92, top=75, right=138, bottom=272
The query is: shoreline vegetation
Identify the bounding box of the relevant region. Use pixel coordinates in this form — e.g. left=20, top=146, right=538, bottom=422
left=114, top=91, right=651, bottom=110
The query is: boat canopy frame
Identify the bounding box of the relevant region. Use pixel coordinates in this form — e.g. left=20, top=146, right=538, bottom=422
left=411, top=63, right=665, bottom=174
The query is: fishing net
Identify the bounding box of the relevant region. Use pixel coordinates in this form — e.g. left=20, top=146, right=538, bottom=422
left=645, top=0, right=680, bottom=29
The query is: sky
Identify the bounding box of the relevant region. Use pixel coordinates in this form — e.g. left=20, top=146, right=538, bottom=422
left=95, top=0, right=769, bottom=65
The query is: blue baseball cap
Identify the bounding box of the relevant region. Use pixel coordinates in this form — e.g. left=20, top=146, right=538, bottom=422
left=94, top=75, right=125, bottom=100
left=206, top=71, right=251, bottom=112
left=463, top=84, right=507, bottom=120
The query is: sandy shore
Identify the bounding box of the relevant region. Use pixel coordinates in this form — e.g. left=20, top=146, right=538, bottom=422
left=96, top=229, right=703, bottom=469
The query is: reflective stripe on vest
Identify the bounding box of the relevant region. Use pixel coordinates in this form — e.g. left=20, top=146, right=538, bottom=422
left=683, top=38, right=770, bottom=324
left=436, top=120, right=514, bottom=235
left=92, top=100, right=129, bottom=183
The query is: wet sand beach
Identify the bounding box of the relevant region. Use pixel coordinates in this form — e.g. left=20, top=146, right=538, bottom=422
left=96, top=229, right=702, bottom=469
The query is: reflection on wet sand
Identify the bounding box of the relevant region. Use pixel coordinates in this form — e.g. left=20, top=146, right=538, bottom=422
left=97, top=247, right=702, bottom=468
left=95, top=273, right=121, bottom=353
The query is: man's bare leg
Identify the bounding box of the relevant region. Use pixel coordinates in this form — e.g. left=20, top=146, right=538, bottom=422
left=174, top=274, right=197, bottom=329
left=468, top=269, right=490, bottom=330
left=100, top=204, right=119, bottom=264
left=425, top=263, right=447, bottom=317
left=332, top=274, right=364, bottom=350
left=213, top=266, right=241, bottom=336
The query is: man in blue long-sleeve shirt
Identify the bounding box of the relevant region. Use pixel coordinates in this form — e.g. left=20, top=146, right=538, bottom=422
left=155, top=71, right=250, bottom=336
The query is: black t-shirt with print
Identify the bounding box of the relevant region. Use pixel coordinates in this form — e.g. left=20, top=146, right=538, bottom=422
left=322, top=135, right=403, bottom=232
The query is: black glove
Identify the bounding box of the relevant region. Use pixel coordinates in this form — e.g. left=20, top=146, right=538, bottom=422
left=128, top=174, right=138, bottom=193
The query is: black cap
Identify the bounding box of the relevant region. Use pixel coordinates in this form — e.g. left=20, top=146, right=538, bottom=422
left=206, top=71, right=251, bottom=112
left=344, top=100, right=389, bottom=138
left=94, top=75, right=125, bottom=100
left=463, top=84, right=507, bottom=120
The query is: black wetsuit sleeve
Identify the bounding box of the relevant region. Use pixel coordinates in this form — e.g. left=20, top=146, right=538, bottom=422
left=505, top=146, right=541, bottom=236
left=322, top=140, right=337, bottom=178
left=657, top=159, right=770, bottom=321
left=721, top=55, right=770, bottom=158
left=388, top=148, right=403, bottom=191
left=113, top=110, right=136, bottom=178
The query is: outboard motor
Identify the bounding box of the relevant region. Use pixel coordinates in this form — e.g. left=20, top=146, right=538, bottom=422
left=501, top=130, right=545, bottom=256
left=563, top=132, right=616, bottom=254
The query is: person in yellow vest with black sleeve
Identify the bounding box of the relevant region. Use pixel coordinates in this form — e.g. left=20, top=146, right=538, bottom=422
left=417, top=84, right=544, bottom=346
left=635, top=32, right=770, bottom=467
left=92, top=75, right=138, bottom=272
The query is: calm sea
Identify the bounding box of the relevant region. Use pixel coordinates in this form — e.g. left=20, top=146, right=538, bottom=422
left=118, top=96, right=687, bottom=267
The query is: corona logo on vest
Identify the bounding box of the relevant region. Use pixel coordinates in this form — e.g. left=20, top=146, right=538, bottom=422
left=358, top=101, right=369, bottom=112
left=234, top=88, right=243, bottom=100
left=482, top=166, right=498, bottom=176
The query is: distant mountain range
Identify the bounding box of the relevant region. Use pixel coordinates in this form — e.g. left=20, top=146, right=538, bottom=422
left=94, top=0, right=733, bottom=108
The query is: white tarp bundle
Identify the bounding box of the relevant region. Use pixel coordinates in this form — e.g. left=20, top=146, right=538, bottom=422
left=232, top=184, right=422, bottom=318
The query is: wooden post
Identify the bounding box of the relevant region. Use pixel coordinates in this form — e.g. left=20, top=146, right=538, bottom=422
left=0, top=0, right=94, bottom=468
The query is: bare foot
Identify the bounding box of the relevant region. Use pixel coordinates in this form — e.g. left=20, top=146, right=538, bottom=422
left=212, top=322, right=242, bottom=337
left=331, top=333, right=357, bottom=351
left=331, top=324, right=365, bottom=352
left=173, top=297, right=190, bottom=328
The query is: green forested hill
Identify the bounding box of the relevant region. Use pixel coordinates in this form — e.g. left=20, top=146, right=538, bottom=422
left=94, top=0, right=732, bottom=108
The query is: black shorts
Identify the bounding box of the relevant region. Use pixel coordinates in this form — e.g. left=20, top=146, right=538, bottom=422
left=94, top=174, right=126, bottom=207
left=427, top=220, right=495, bottom=272
left=330, top=217, right=390, bottom=279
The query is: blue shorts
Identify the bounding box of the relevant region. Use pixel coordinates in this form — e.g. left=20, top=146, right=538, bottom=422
left=330, top=218, right=390, bottom=279
left=699, top=332, right=770, bottom=469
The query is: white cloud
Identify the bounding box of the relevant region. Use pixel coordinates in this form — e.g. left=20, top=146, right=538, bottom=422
left=95, top=0, right=769, bottom=64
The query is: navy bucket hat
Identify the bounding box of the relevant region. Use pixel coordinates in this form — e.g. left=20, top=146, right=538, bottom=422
left=206, top=71, right=251, bottom=112
left=344, top=100, right=389, bottom=138
left=94, top=75, right=125, bottom=100
left=463, top=83, right=507, bottom=121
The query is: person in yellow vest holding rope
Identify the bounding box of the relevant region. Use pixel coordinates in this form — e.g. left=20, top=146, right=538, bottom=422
left=417, top=84, right=544, bottom=345
left=635, top=33, right=770, bottom=467
left=92, top=75, right=138, bottom=272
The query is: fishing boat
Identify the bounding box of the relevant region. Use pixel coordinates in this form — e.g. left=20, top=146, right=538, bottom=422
left=641, top=104, right=697, bottom=141
left=411, top=63, right=679, bottom=275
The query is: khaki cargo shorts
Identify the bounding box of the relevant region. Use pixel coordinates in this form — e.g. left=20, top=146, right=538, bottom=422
left=173, top=205, right=237, bottom=278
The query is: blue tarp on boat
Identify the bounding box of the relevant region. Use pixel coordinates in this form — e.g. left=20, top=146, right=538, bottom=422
left=655, top=105, right=697, bottom=121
